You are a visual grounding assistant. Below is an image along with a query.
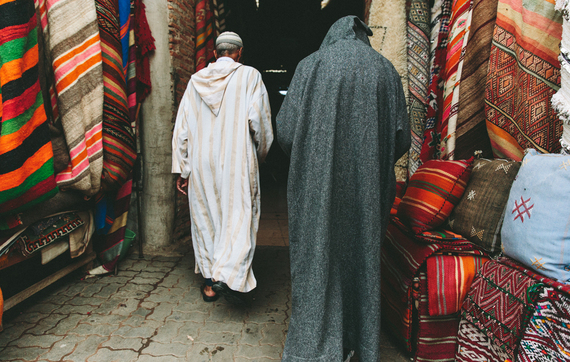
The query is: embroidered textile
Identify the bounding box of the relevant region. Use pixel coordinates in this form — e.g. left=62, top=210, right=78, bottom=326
left=427, top=254, right=489, bottom=316
left=35, top=0, right=104, bottom=195
left=517, top=287, right=570, bottom=362
left=485, top=0, right=563, bottom=160
left=16, top=213, right=84, bottom=257
left=0, top=0, right=58, bottom=217
left=406, top=0, right=430, bottom=175
left=457, top=259, right=541, bottom=361
left=95, top=0, right=136, bottom=190
left=454, top=0, right=498, bottom=160
left=448, top=158, right=520, bottom=255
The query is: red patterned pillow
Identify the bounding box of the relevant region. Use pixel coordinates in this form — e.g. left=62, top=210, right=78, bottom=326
left=397, top=158, right=473, bottom=234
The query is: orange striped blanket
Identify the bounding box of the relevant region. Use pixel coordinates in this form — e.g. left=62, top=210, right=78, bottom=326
left=35, top=0, right=105, bottom=195
left=0, top=0, right=58, bottom=219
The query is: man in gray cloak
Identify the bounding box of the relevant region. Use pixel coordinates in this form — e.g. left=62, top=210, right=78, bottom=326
left=276, top=16, right=411, bottom=361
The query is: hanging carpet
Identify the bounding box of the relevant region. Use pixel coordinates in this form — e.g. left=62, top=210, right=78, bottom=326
left=406, top=0, right=430, bottom=176
left=95, top=0, right=136, bottom=191
left=0, top=0, right=58, bottom=217
left=453, top=0, right=497, bottom=160
left=439, top=0, right=473, bottom=160
left=420, top=0, right=452, bottom=161
left=35, top=0, right=105, bottom=196
left=195, top=0, right=216, bottom=72
left=485, top=0, right=563, bottom=160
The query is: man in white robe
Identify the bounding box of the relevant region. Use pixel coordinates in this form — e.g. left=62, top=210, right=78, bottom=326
left=172, top=32, right=273, bottom=304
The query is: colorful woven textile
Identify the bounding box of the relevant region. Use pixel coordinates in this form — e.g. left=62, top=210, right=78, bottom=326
left=517, top=287, right=570, bottom=362
left=397, top=158, right=473, bottom=233
left=406, top=0, right=430, bottom=176
left=92, top=177, right=132, bottom=272
left=500, top=256, right=570, bottom=295
left=195, top=0, right=216, bottom=72
left=415, top=270, right=460, bottom=362
left=439, top=0, right=472, bottom=160
left=457, top=259, right=541, bottom=361
left=119, top=0, right=130, bottom=78
left=454, top=0, right=498, bottom=160
left=485, top=0, right=563, bottom=160
left=35, top=0, right=104, bottom=196
left=421, top=0, right=452, bottom=161
left=427, top=254, right=489, bottom=316
left=96, top=0, right=136, bottom=191
left=0, top=0, right=58, bottom=217
left=381, top=219, right=486, bottom=353
left=133, top=0, right=155, bottom=103
left=126, top=0, right=136, bottom=125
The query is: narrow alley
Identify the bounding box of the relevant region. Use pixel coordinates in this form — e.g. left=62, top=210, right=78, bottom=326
left=0, top=245, right=411, bottom=361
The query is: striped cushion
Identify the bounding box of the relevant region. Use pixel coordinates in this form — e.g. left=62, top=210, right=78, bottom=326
left=398, top=158, right=473, bottom=233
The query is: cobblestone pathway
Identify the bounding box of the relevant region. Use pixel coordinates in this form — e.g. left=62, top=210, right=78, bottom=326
left=0, top=247, right=410, bottom=361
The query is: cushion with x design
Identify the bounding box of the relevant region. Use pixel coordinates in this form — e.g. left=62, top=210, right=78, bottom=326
left=501, top=149, right=570, bottom=284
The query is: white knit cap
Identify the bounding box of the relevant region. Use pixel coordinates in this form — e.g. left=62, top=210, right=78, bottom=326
left=215, top=31, right=243, bottom=47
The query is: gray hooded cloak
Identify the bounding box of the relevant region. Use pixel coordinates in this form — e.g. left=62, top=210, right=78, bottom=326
left=276, top=16, right=411, bottom=361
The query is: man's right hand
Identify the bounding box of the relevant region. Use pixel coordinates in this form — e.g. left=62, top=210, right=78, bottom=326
left=176, top=176, right=188, bottom=195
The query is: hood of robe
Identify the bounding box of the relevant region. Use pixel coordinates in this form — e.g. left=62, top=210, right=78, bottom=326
left=320, top=15, right=373, bottom=49
left=190, top=60, right=243, bottom=116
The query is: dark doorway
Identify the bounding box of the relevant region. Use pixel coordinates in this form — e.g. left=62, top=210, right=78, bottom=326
left=222, top=0, right=366, bottom=232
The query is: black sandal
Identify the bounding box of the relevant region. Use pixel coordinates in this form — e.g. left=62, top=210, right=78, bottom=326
left=200, top=283, right=219, bottom=302
left=212, top=281, right=249, bottom=307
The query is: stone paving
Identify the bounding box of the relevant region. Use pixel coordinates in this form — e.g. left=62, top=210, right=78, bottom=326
left=0, top=247, right=411, bottom=361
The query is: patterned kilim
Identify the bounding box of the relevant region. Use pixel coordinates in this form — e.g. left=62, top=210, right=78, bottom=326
left=381, top=218, right=486, bottom=354
left=95, top=0, right=136, bottom=191
left=195, top=0, right=216, bottom=72
left=421, top=0, right=452, bottom=161
left=439, top=0, right=472, bottom=160
left=517, top=287, right=570, bottom=362
left=0, top=0, right=58, bottom=217
left=427, top=255, right=489, bottom=316
left=500, top=256, right=570, bottom=295
left=454, top=0, right=497, bottom=160
left=457, top=259, right=541, bottom=361
left=485, top=0, right=563, bottom=160
left=406, top=0, right=430, bottom=176
left=35, top=0, right=105, bottom=196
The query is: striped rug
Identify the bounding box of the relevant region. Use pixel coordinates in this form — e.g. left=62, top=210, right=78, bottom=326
left=440, top=0, right=472, bottom=160
left=485, top=0, right=563, bottom=160
left=0, top=0, right=58, bottom=217
left=95, top=0, right=136, bottom=190
left=35, top=0, right=105, bottom=196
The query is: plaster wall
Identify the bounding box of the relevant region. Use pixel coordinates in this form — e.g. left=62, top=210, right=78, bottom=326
left=140, top=0, right=176, bottom=251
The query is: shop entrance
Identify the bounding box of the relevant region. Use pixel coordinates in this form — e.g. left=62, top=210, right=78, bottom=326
left=221, top=0, right=366, bottom=245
